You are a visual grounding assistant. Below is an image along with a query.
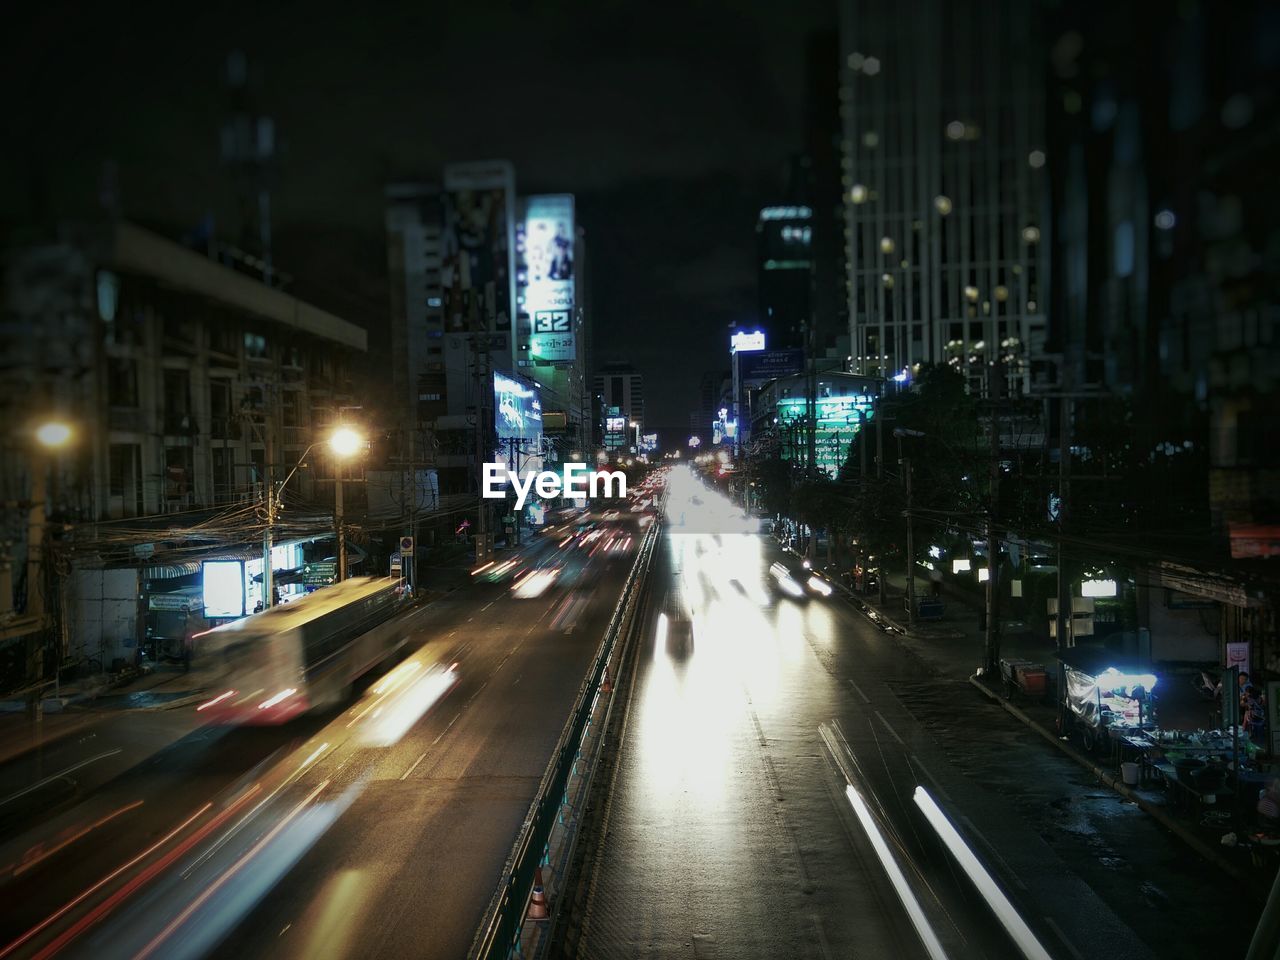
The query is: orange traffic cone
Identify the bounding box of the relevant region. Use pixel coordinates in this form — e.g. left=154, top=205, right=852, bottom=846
left=527, top=867, right=550, bottom=920
left=602, top=668, right=613, bottom=694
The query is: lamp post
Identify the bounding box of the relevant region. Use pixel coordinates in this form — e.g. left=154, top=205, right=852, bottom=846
left=329, top=426, right=363, bottom=582
left=29, top=420, right=73, bottom=694
left=260, top=426, right=363, bottom=608
left=894, top=428, right=925, bottom=626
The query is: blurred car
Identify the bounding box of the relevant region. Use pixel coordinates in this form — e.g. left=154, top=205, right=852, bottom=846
left=665, top=617, right=695, bottom=660
left=512, top=568, right=559, bottom=598
left=768, top=561, right=806, bottom=599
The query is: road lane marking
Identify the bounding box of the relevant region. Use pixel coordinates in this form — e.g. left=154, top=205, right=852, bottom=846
left=848, top=679, right=871, bottom=704
left=481, top=601, right=494, bottom=611
left=512, top=674, right=522, bottom=686
left=400, top=752, right=428, bottom=781
left=874, top=710, right=906, bottom=747
left=0, top=748, right=124, bottom=808
left=279, top=925, right=291, bottom=938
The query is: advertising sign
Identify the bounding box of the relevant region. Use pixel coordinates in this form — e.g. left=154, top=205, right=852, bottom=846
left=604, top=415, right=627, bottom=451
left=640, top=433, right=658, bottom=452
left=737, top=348, right=806, bottom=385
left=730, top=330, right=766, bottom=353
left=442, top=161, right=517, bottom=337
left=494, top=371, right=543, bottom=441
left=521, top=195, right=576, bottom=364
left=202, top=560, right=245, bottom=618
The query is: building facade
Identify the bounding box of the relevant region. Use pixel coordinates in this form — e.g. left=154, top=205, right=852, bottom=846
left=0, top=220, right=367, bottom=681
left=839, top=0, right=1050, bottom=396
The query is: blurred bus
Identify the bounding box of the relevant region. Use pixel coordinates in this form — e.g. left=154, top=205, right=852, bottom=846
left=195, top=577, right=412, bottom=723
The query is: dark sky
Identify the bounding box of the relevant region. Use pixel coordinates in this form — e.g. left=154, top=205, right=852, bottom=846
left=3, top=1, right=837, bottom=437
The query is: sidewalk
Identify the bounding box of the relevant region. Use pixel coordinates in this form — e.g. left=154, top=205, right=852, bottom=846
left=806, top=553, right=1271, bottom=892
left=0, top=667, right=213, bottom=768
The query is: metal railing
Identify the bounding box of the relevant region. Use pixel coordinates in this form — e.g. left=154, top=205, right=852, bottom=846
left=469, top=511, right=661, bottom=960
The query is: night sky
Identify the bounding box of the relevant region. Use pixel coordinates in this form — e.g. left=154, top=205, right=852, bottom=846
left=2, top=1, right=837, bottom=438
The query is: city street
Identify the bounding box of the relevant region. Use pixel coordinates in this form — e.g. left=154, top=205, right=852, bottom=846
left=0, top=515, right=643, bottom=960
left=560, top=470, right=1251, bottom=959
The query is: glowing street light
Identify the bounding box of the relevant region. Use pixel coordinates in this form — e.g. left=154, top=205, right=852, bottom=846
left=35, top=421, right=73, bottom=449
left=330, top=426, right=363, bottom=457
left=328, top=426, right=364, bottom=582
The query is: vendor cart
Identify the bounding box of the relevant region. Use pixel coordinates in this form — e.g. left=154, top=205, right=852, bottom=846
left=1057, top=647, right=1158, bottom=753
left=999, top=657, right=1048, bottom=701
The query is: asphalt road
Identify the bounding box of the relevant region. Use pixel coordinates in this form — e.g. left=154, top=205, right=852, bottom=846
left=559, top=467, right=1184, bottom=960
left=0, top=513, right=646, bottom=960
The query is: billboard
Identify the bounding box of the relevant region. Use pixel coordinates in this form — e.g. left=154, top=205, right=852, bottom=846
left=442, top=161, right=517, bottom=343
left=640, top=433, right=658, bottom=452
left=737, top=348, right=806, bottom=385
left=495, top=371, right=543, bottom=440
left=520, top=195, right=576, bottom=364
left=604, top=415, right=627, bottom=451
left=202, top=560, right=245, bottom=618
left=730, top=330, right=766, bottom=353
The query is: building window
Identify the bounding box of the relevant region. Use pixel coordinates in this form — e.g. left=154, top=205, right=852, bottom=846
left=108, top=443, right=143, bottom=516
left=210, top=323, right=238, bottom=357
left=211, top=446, right=235, bottom=503
left=97, top=271, right=119, bottom=323
left=210, top=378, right=233, bottom=439
left=108, top=358, right=139, bottom=407
left=163, top=368, right=190, bottom=435
left=244, top=331, right=269, bottom=360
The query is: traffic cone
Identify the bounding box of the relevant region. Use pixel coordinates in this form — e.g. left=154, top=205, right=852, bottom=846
left=602, top=668, right=613, bottom=694
left=527, top=868, right=550, bottom=920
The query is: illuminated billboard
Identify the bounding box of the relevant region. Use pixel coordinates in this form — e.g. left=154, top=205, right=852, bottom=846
left=730, top=330, right=766, bottom=353
left=495, top=371, right=543, bottom=440
left=520, top=195, right=576, bottom=364
left=202, top=560, right=245, bottom=618
left=604, top=415, right=627, bottom=451
left=442, top=162, right=517, bottom=339
left=640, top=433, right=658, bottom=452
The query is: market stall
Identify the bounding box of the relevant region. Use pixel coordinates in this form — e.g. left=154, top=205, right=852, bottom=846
left=1058, top=648, right=1158, bottom=753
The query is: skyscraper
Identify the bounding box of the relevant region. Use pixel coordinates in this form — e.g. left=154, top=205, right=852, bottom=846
left=839, top=0, right=1049, bottom=396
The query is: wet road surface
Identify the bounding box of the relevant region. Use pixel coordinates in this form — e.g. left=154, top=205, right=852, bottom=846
left=563, top=468, right=1249, bottom=959
left=0, top=515, right=644, bottom=960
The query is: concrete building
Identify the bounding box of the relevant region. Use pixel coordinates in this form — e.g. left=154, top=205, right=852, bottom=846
left=0, top=220, right=366, bottom=681
left=384, top=183, right=447, bottom=428
left=592, top=361, right=645, bottom=448
left=839, top=0, right=1050, bottom=396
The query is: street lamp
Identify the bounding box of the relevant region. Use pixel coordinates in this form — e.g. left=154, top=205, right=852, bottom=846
left=26, top=419, right=75, bottom=694
left=328, top=427, right=364, bottom=582
left=261, top=425, right=365, bottom=609
left=35, top=421, right=73, bottom=450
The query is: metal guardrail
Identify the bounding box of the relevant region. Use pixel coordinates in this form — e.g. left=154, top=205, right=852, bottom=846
left=468, top=510, right=662, bottom=960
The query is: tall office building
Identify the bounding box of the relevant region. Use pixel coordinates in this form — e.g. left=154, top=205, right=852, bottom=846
left=756, top=203, right=814, bottom=352
left=515, top=196, right=591, bottom=458
left=593, top=361, right=644, bottom=439
left=384, top=183, right=447, bottom=426
left=1043, top=1, right=1280, bottom=558
left=839, top=0, right=1049, bottom=396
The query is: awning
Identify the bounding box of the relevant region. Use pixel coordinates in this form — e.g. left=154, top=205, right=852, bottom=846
left=143, top=561, right=203, bottom=580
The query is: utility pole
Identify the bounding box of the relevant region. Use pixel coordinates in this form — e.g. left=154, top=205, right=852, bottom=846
left=262, top=425, right=275, bottom=608
left=1055, top=390, right=1071, bottom=656
left=408, top=420, right=418, bottom=592
left=985, top=362, right=1002, bottom=675
left=335, top=459, right=346, bottom=582
left=904, top=456, right=915, bottom=626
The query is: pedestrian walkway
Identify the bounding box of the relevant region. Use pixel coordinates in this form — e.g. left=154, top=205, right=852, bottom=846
left=805, top=549, right=1273, bottom=893
left=0, top=667, right=212, bottom=767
